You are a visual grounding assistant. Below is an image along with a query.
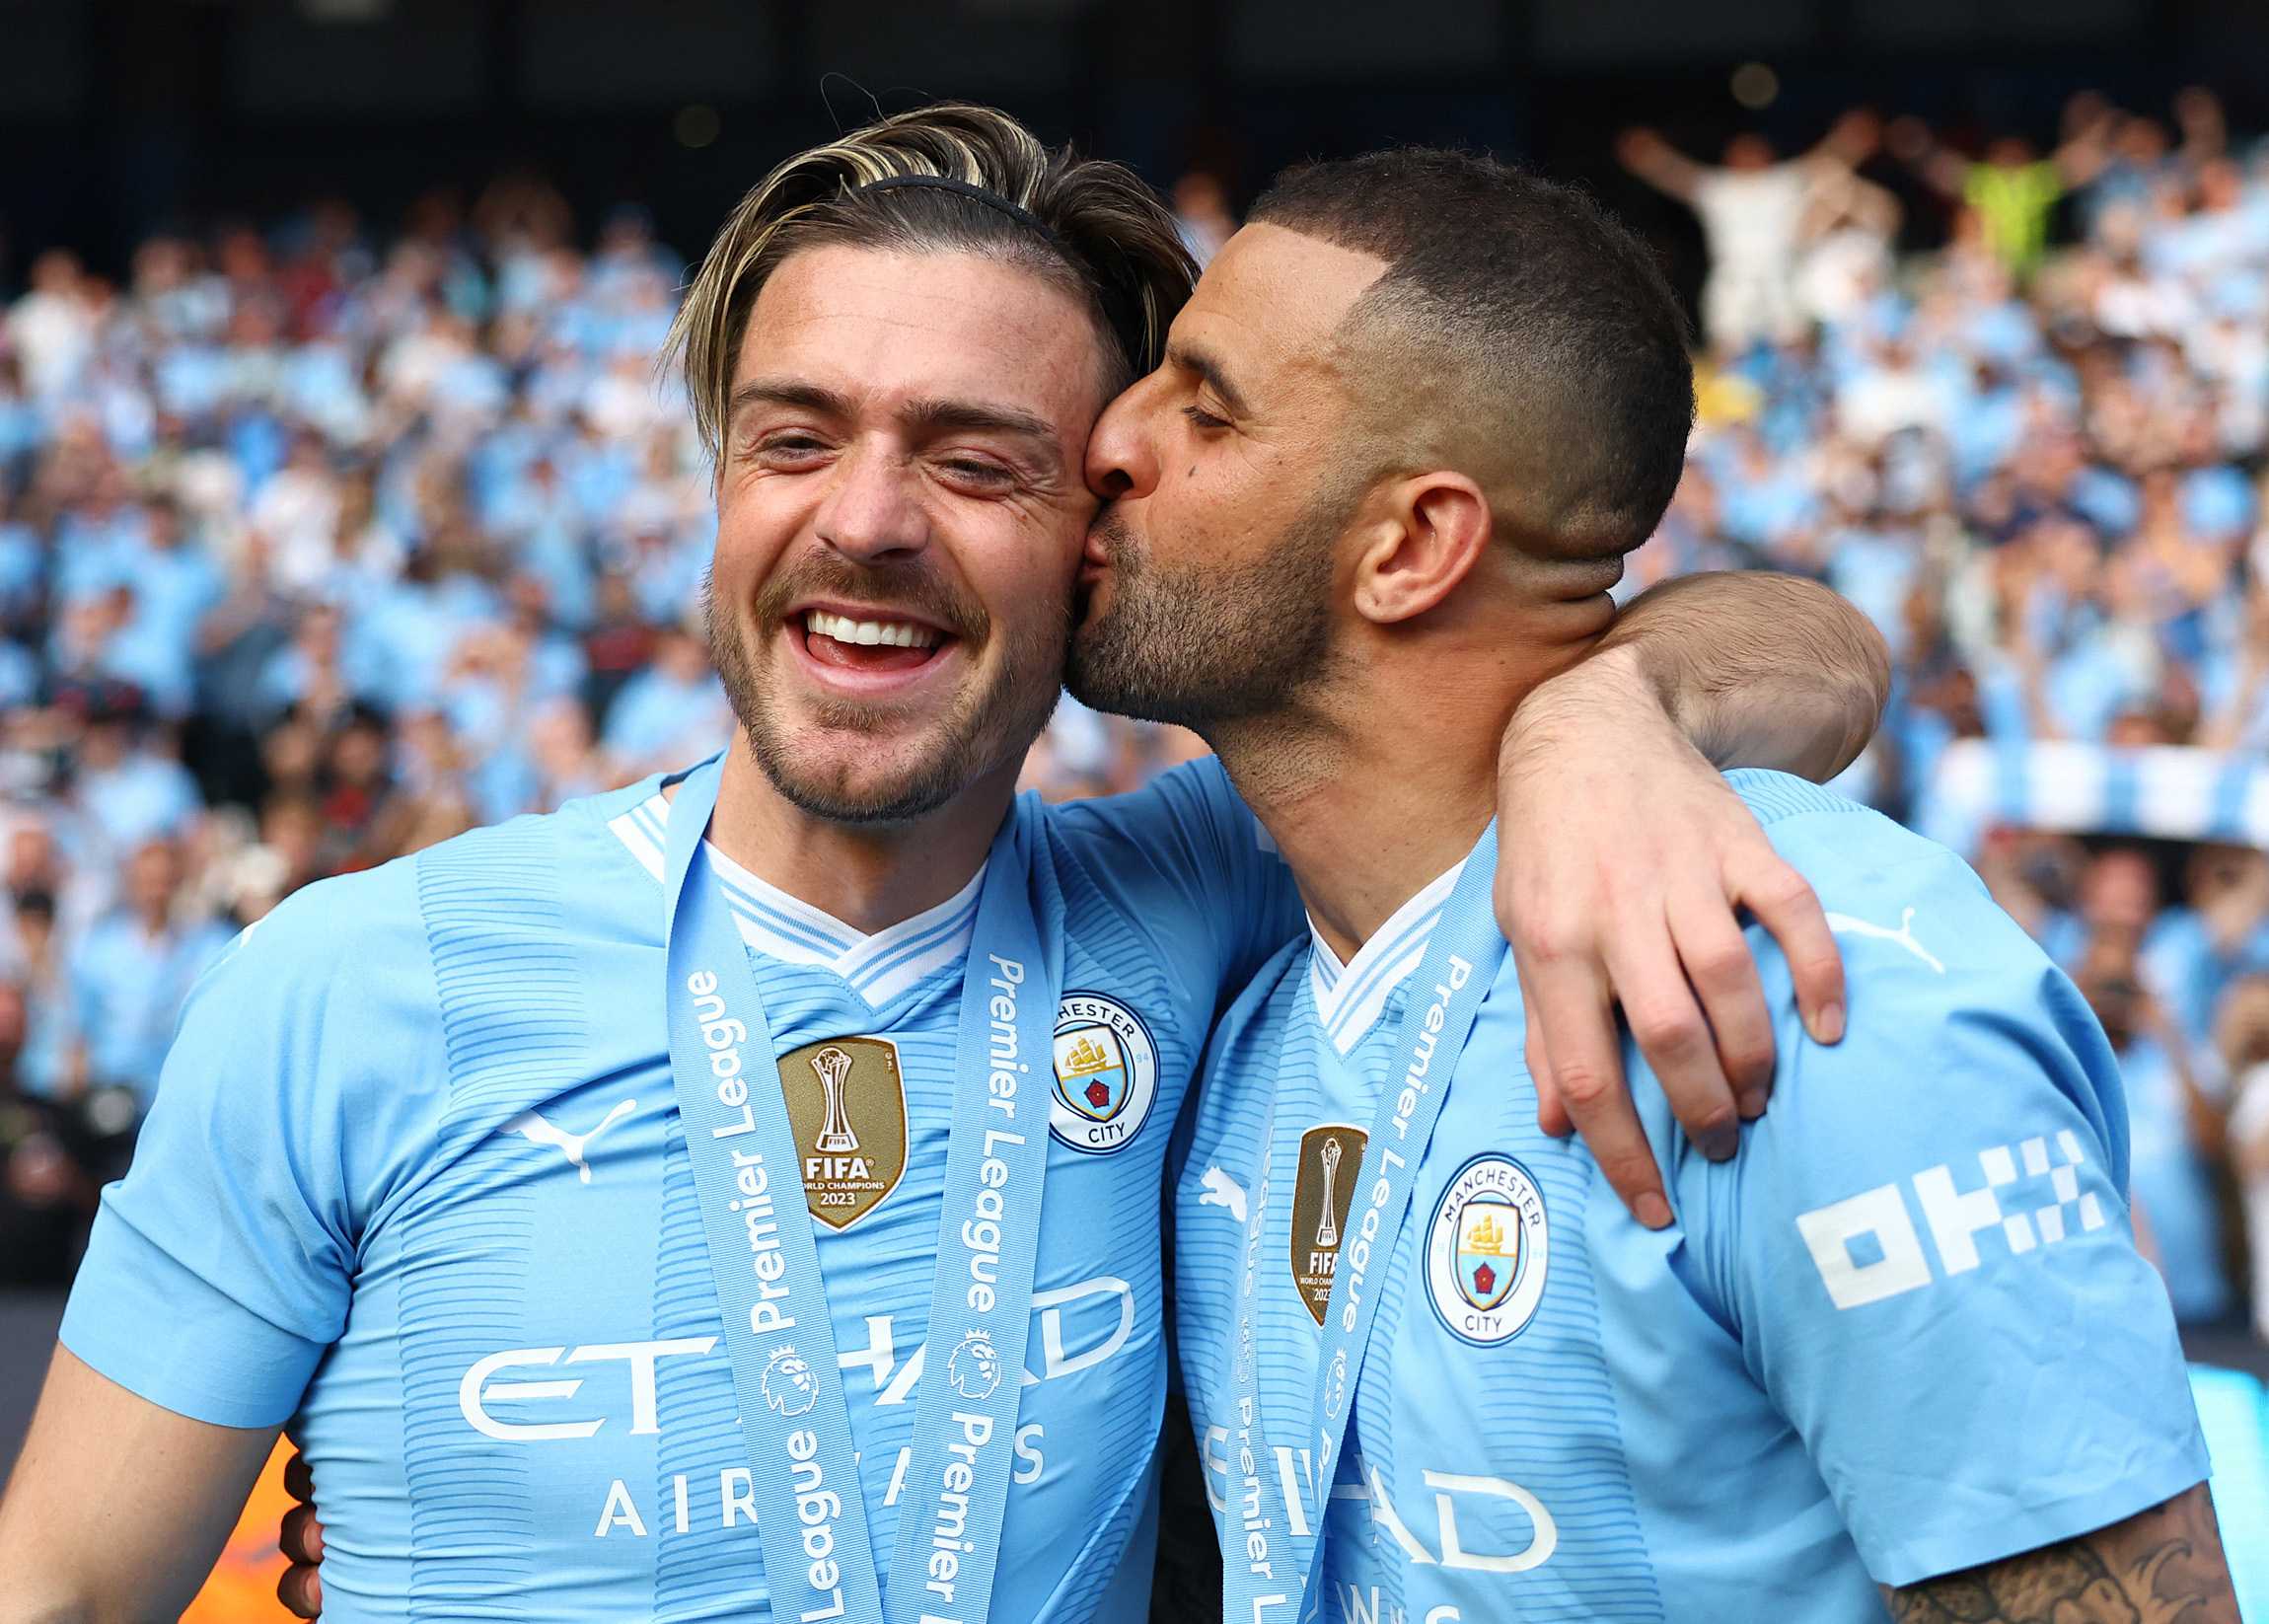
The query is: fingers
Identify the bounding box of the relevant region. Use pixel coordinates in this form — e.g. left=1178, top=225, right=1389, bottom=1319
left=1521, top=950, right=1675, bottom=1228
left=1517, top=961, right=1572, bottom=1140
left=283, top=1448, right=314, bottom=1505
left=1666, top=890, right=1776, bottom=1119
left=1608, top=919, right=1742, bottom=1165
left=280, top=1502, right=326, bottom=1565
left=277, top=1559, right=323, bottom=1620
left=1733, top=848, right=1847, bottom=1046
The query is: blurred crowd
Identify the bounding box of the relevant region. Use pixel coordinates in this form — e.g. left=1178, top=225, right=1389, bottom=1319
left=1622, top=87, right=2269, bottom=1342
left=0, top=173, right=1208, bottom=1284
left=8, top=96, right=2269, bottom=1350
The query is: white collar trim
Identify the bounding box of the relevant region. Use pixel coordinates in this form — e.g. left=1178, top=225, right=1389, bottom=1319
left=1307, top=858, right=1465, bottom=1056
left=608, top=790, right=985, bottom=1008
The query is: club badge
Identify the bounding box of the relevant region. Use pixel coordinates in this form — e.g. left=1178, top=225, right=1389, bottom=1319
left=1427, top=1153, right=1550, bottom=1346
left=1049, top=993, right=1159, bottom=1154
left=775, top=1035, right=909, bottom=1229
left=1290, top=1124, right=1367, bottom=1325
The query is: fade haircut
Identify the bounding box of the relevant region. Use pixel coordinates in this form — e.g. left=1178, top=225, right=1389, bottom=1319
left=1250, top=148, right=1694, bottom=558
left=670, top=103, right=1197, bottom=463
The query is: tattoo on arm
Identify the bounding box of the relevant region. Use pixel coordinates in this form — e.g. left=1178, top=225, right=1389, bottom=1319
left=1881, top=1481, right=2238, bottom=1624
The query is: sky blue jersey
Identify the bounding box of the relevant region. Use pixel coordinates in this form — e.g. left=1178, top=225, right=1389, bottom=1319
left=1174, top=770, right=2209, bottom=1624
left=59, top=757, right=1303, bottom=1624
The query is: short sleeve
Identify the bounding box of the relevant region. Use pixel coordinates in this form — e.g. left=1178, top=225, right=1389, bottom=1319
left=1672, top=786, right=2208, bottom=1587
left=1048, top=757, right=1305, bottom=1008
left=57, top=864, right=450, bottom=1428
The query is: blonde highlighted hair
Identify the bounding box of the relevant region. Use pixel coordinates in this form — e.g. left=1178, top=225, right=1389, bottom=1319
left=669, top=103, right=1197, bottom=460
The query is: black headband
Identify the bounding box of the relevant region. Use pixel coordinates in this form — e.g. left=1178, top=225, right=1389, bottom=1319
left=853, top=174, right=1068, bottom=252
left=849, top=173, right=1145, bottom=370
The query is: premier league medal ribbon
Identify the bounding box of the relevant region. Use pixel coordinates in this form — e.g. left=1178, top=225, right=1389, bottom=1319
left=881, top=794, right=1061, bottom=1624
left=664, top=757, right=1062, bottom=1624
left=666, top=757, right=885, bottom=1624
left=1218, top=826, right=1507, bottom=1624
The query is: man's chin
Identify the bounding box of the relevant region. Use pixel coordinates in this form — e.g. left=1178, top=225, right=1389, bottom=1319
left=749, top=730, right=987, bottom=827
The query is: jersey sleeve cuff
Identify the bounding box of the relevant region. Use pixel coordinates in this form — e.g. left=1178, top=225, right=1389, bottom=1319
left=1865, top=1436, right=2212, bottom=1589
left=58, top=1210, right=327, bottom=1430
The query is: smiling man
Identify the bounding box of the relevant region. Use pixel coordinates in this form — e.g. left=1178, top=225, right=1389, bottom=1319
left=1091, top=151, right=2235, bottom=1621
left=0, top=110, right=1882, bottom=1624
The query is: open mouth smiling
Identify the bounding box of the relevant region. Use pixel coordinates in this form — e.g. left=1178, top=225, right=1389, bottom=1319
left=793, top=606, right=958, bottom=680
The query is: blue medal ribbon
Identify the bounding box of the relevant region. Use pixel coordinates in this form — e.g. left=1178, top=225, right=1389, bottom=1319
left=662, top=756, right=1061, bottom=1624
left=1216, top=827, right=1505, bottom=1624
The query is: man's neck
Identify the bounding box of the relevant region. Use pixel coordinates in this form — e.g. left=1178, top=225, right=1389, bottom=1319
left=693, top=734, right=1017, bottom=936
left=1213, top=666, right=1511, bottom=967
left=1213, top=598, right=1603, bottom=966
left=1246, top=733, right=1495, bottom=969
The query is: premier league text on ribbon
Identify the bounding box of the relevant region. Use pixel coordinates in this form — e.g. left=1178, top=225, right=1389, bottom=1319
left=1350, top=953, right=1471, bottom=1332
left=971, top=953, right=1025, bottom=1313
left=905, top=949, right=1032, bottom=1621
left=687, top=969, right=798, bottom=1334
left=686, top=964, right=856, bottom=1622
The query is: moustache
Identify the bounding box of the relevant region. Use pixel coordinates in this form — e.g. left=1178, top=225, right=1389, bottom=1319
left=747, top=552, right=990, bottom=646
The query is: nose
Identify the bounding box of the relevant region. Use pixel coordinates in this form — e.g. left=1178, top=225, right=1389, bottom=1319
left=812, top=439, right=930, bottom=563
left=1085, top=371, right=1166, bottom=503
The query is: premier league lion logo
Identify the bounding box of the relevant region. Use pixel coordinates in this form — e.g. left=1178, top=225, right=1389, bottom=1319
left=761, top=1347, right=820, bottom=1417
left=946, top=1331, right=1003, bottom=1400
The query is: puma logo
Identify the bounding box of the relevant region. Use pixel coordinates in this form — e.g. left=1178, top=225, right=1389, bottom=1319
left=504, top=1099, right=638, bottom=1184
left=1825, top=908, right=1944, bottom=975
left=1198, top=1165, right=1248, bottom=1222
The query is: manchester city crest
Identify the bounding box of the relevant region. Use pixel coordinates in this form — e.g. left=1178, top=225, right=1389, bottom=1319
left=761, top=1347, right=819, bottom=1416
left=1427, top=1153, right=1550, bottom=1346
left=775, top=1034, right=909, bottom=1230
left=946, top=1331, right=1004, bottom=1400
left=1049, top=993, right=1159, bottom=1154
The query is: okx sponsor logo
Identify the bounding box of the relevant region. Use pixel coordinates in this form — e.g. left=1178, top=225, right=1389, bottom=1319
left=1796, top=1131, right=2109, bottom=1310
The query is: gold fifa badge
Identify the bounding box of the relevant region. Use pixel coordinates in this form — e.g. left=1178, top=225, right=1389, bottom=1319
left=775, top=1035, right=910, bottom=1229
left=1290, top=1123, right=1367, bottom=1325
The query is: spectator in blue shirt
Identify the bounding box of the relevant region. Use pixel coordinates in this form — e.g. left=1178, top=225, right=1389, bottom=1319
left=65, top=839, right=230, bottom=1111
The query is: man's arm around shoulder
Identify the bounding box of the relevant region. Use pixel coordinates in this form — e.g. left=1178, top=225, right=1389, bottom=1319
left=0, top=1346, right=280, bottom=1624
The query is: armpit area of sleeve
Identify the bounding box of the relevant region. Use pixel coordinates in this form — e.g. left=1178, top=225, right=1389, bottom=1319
left=1865, top=1434, right=2211, bottom=1589
left=57, top=1206, right=328, bottom=1430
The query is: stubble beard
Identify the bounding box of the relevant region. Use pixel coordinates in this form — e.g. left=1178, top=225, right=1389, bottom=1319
left=706, top=558, right=1071, bottom=826
left=1065, top=493, right=1345, bottom=736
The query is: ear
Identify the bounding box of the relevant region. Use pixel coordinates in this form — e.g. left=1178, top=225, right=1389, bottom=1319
left=1349, top=472, right=1494, bottom=626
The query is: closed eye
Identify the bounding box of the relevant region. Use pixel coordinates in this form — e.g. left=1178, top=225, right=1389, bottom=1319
left=754, top=430, right=833, bottom=467
left=930, top=453, right=1029, bottom=497
left=1183, top=405, right=1230, bottom=431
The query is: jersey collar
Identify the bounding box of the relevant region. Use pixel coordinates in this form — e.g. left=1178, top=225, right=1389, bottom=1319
left=609, top=790, right=986, bottom=1007
left=1307, top=857, right=1465, bottom=1056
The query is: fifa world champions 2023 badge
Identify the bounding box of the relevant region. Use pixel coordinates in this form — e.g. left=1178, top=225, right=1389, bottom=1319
left=1049, top=993, right=1159, bottom=1153
left=1291, top=1124, right=1368, bottom=1325
left=1427, top=1152, right=1551, bottom=1345
left=773, top=1035, right=910, bottom=1229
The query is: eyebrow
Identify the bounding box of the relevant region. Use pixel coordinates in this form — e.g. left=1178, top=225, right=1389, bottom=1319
left=901, top=397, right=1060, bottom=448
left=1165, top=340, right=1253, bottom=420
left=728, top=378, right=849, bottom=421
left=727, top=378, right=1059, bottom=453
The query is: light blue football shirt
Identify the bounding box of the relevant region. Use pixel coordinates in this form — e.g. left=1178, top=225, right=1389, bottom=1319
left=1174, top=771, right=2209, bottom=1624
left=60, top=757, right=1303, bottom=1623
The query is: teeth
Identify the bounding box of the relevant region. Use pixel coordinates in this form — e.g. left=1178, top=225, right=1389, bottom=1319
left=805, top=610, right=940, bottom=650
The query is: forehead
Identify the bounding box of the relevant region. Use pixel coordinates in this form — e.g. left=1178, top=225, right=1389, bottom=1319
left=737, top=245, right=1109, bottom=424
left=1174, top=222, right=1387, bottom=398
